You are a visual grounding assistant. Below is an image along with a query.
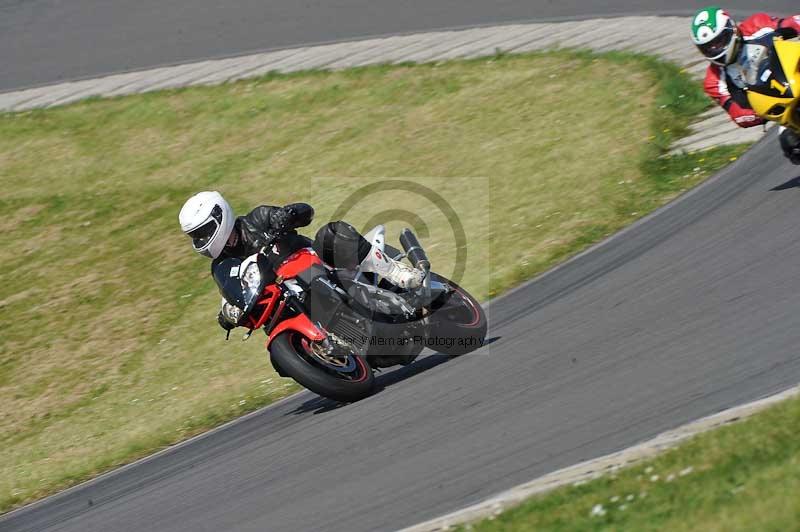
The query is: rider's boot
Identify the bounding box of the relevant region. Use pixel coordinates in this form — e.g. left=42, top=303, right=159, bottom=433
left=360, top=247, right=425, bottom=289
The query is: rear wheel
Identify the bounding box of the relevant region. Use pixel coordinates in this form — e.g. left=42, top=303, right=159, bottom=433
left=428, top=280, right=487, bottom=356
left=269, top=332, right=375, bottom=402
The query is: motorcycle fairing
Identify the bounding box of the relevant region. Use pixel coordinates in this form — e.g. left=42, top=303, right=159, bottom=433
left=213, top=257, right=247, bottom=309
left=275, top=247, right=324, bottom=279
left=746, top=38, right=800, bottom=127
left=212, top=254, right=275, bottom=312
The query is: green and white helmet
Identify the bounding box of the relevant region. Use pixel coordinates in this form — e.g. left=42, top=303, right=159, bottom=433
left=691, top=6, right=740, bottom=66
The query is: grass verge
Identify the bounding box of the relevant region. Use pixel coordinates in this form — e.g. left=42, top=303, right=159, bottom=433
left=464, top=392, right=800, bottom=531
left=0, top=50, right=747, bottom=512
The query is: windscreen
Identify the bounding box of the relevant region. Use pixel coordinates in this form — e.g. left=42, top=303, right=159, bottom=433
left=212, top=257, right=247, bottom=309
left=739, top=43, right=771, bottom=87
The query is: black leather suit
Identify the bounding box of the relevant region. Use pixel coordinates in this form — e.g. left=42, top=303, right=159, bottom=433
left=213, top=203, right=375, bottom=329
left=212, top=203, right=315, bottom=270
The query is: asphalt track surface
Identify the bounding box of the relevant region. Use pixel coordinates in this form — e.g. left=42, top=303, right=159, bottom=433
left=4, top=3, right=800, bottom=532
left=5, top=133, right=800, bottom=531
left=2, top=0, right=798, bottom=92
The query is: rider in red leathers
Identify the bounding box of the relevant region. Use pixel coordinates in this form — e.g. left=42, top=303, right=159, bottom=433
left=691, top=7, right=800, bottom=163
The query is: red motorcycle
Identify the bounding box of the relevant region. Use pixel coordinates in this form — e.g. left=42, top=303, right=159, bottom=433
left=213, top=226, right=486, bottom=402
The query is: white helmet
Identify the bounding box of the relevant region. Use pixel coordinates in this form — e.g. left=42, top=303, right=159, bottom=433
left=179, top=191, right=235, bottom=259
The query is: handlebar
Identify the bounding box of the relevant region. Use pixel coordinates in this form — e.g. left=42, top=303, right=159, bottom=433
left=259, top=230, right=285, bottom=255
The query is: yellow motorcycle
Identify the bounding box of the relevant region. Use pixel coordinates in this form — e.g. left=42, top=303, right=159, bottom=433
left=745, top=33, right=800, bottom=131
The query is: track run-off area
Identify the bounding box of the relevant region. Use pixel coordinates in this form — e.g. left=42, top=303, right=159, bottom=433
left=2, top=2, right=800, bottom=532
left=2, top=1, right=798, bottom=92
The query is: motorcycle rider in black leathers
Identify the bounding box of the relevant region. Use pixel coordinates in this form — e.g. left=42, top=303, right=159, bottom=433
left=178, top=191, right=425, bottom=330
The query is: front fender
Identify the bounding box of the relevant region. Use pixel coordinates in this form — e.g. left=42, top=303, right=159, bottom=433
left=266, top=313, right=326, bottom=350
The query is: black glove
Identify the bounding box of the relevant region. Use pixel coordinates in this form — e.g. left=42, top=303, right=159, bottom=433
left=775, top=26, right=799, bottom=40
left=780, top=128, right=800, bottom=165
left=218, top=311, right=236, bottom=331
left=269, top=206, right=297, bottom=233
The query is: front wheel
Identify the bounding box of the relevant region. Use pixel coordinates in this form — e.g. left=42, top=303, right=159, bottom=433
left=269, top=332, right=375, bottom=402
left=428, top=280, right=487, bottom=356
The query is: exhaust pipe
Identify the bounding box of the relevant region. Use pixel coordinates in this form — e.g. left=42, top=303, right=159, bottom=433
left=399, top=229, right=430, bottom=272
left=400, top=229, right=431, bottom=300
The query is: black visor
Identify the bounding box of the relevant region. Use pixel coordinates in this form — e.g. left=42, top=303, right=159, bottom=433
left=698, top=24, right=735, bottom=59
left=187, top=205, right=223, bottom=249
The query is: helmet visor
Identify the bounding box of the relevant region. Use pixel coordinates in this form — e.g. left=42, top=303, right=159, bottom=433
left=187, top=205, right=223, bottom=250
left=697, top=24, right=735, bottom=59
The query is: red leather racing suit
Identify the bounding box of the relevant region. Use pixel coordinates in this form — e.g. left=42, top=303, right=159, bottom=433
left=704, top=13, right=800, bottom=127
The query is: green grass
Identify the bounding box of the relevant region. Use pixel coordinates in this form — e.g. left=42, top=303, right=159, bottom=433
left=465, top=394, right=800, bottom=532
left=0, top=50, right=747, bottom=512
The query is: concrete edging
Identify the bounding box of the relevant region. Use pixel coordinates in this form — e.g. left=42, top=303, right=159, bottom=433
left=0, top=16, right=764, bottom=153
left=401, top=384, right=800, bottom=531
